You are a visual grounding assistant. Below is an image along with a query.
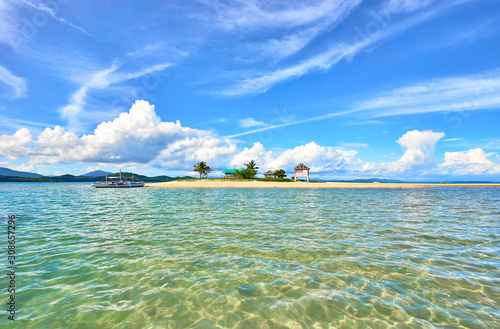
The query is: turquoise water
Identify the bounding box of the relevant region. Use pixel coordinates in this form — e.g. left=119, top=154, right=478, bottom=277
left=1, top=183, right=499, bottom=328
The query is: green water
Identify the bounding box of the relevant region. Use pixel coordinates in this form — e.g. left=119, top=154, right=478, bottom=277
left=1, top=183, right=499, bottom=328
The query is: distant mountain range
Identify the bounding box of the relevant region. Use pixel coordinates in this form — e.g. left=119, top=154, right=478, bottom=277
left=0, top=167, right=496, bottom=183
left=82, top=170, right=113, bottom=177
left=0, top=167, right=43, bottom=178
left=0, top=167, right=192, bottom=182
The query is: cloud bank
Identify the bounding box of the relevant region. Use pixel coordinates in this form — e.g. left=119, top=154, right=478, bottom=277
left=1, top=101, right=499, bottom=179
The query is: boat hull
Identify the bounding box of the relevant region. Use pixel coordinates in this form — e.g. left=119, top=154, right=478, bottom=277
left=92, top=170, right=145, bottom=188
left=92, top=182, right=145, bottom=188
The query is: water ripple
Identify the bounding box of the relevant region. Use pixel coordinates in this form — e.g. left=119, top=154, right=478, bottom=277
left=1, top=183, right=499, bottom=328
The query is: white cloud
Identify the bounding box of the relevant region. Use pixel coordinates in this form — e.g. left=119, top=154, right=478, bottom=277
left=347, top=120, right=384, bottom=126
left=0, top=0, right=22, bottom=49
left=21, top=0, right=92, bottom=36
left=229, top=142, right=274, bottom=169
left=362, top=130, right=444, bottom=174
left=341, top=142, right=369, bottom=148
left=219, top=2, right=443, bottom=97
left=0, top=0, right=93, bottom=51
left=11, top=162, right=35, bottom=173
left=33, top=100, right=207, bottom=164
left=0, top=65, right=27, bottom=98
left=238, top=117, right=267, bottom=128
left=230, top=141, right=360, bottom=174
left=225, top=108, right=355, bottom=138
left=0, top=109, right=498, bottom=180
left=259, top=27, right=322, bottom=60
left=383, top=0, right=435, bottom=13
left=397, top=130, right=444, bottom=164
left=0, top=128, right=33, bottom=160
left=0, top=101, right=238, bottom=170
left=229, top=66, right=500, bottom=140
left=60, top=63, right=171, bottom=129
left=220, top=43, right=358, bottom=96
left=228, top=67, right=500, bottom=139
left=356, top=70, right=500, bottom=117
left=440, top=148, right=500, bottom=175
left=251, top=0, right=362, bottom=60
left=206, top=0, right=360, bottom=31
left=152, top=137, right=238, bottom=170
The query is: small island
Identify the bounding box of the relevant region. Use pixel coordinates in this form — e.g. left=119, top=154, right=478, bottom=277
left=147, top=160, right=500, bottom=188
left=147, top=180, right=500, bottom=189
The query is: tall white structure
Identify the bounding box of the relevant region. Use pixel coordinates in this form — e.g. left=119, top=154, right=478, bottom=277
left=294, top=164, right=310, bottom=183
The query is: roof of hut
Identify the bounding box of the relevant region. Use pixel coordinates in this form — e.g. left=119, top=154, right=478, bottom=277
left=294, top=163, right=310, bottom=170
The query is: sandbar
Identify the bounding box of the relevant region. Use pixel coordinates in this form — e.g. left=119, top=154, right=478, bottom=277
left=147, top=180, right=500, bottom=189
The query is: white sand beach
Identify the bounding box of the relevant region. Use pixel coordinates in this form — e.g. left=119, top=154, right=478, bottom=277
left=147, top=180, right=500, bottom=189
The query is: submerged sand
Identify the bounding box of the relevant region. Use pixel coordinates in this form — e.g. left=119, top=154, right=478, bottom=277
left=147, top=180, right=500, bottom=189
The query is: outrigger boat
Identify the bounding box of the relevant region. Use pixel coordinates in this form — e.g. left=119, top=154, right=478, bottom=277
left=92, top=170, right=145, bottom=188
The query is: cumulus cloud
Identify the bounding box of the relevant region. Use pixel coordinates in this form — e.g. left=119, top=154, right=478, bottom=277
left=362, top=130, right=444, bottom=175
left=230, top=141, right=361, bottom=173
left=397, top=130, right=444, bottom=167
left=0, top=128, right=33, bottom=160
left=0, top=101, right=237, bottom=170
left=229, top=130, right=451, bottom=178
left=32, top=100, right=208, bottom=164
left=151, top=137, right=238, bottom=170
left=440, top=148, right=500, bottom=175
left=0, top=106, right=498, bottom=181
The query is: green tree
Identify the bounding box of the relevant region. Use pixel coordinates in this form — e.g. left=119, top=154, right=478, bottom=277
left=244, top=160, right=259, bottom=174
left=273, top=169, right=287, bottom=179
left=193, top=161, right=212, bottom=178
left=236, top=168, right=257, bottom=179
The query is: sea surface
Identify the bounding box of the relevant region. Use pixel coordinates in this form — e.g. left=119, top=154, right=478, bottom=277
left=1, top=183, right=499, bottom=328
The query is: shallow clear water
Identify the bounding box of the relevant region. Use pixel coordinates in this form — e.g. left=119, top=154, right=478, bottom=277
left=1, top=183, right=499, bottom=328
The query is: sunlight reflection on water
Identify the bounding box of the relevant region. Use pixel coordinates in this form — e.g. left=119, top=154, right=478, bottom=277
left=1, top=183, right=499, bottom=328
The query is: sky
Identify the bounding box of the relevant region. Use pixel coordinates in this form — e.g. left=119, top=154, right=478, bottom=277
left=0, top=0, right=500, bottom=181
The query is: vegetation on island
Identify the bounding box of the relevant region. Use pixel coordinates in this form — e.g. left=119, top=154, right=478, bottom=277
left=234, top=160, right=259, bottom=178
left=0, top=176, right=61, bottom=182
left=187, top=160, right=293, bottom=181
left=273, top=169, right=287, bottom=179
left=235, top=168, right=257, bottom=179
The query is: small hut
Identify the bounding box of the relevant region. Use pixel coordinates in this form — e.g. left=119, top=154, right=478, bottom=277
left=263, top=170, right=275, bottom=178
left=222, top=169, right=237, bottom=178
left=294, top=164, right=310, bottom=182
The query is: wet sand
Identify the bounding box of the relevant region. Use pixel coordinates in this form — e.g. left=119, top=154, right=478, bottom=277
left=147, top=180, right=500, bottom=189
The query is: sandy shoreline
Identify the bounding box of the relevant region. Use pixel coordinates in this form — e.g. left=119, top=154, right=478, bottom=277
left=147, top=180, right=500, bottom=189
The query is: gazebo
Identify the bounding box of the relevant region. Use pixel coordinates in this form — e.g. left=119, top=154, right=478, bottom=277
left=294, top=164, right=310, bottom=182
left=263, top=170, right=275, bottom=178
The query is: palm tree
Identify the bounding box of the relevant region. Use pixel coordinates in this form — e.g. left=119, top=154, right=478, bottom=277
left=244, top=160, right=259, bottom=178
left=244, top=160, right=259, bottom=172
left=193, top=161, right=212, bottom=178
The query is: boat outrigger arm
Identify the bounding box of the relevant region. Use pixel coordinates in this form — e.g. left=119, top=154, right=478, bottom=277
left=92, top=170, right=145, bottom=188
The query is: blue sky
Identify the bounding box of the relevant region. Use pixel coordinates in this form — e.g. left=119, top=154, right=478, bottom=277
left=1, top=0, right=499, bottom=180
